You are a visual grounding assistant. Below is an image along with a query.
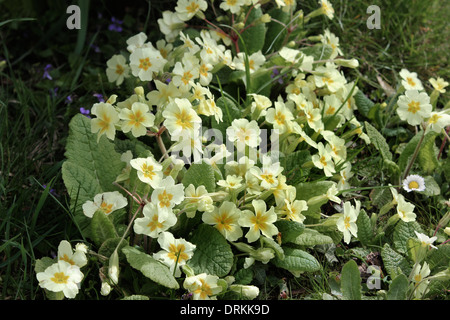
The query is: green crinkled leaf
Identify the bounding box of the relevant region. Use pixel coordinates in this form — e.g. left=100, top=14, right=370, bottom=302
left=295, top=180, right=335, bottom=222
left=187, top=224, right=234, bottom=277
left=181, top=161, right=216, bottom=193
left=249, top=69, right=273, bottom=97
left=294, top=228, right=333, bottom=246
left=341, top=260, right=362, bottom=300
left=280, top=150, right=311, bottom=185
left=425, top=245, right=450, bottom=271
left=364, top=121, right=392, bottom=161
left=239, top=7, right=266, bottom=55
left=406, top=238, right=423, bottom=263
left=422, top=175, right=441, bottom=197
left=386, top=274, right=409, bottom=300
left=393, top=220, right=423, bottom=254
left=272, top=247, right=321, bottom=273
left=122, top=246, right=179, bottom=289
left=381, top=243, right=412, bottom=278
left=417, top=131, right=439, bottom=175
left=91, top=210, right=118, bottom=247
left=356, top=209, right=373, bottom=247
left=274, top=220, right=305, bottom=244
left=234, top=268, right=254, bottom=285
left=369, top=187, right=393, bottom=208
left=354, top=90, right=375, bottom=118
left=98, top=237, right=127, bottom=261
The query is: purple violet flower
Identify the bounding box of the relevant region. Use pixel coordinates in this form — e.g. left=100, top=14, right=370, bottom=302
left=108, top=17, right=123, bottom=32
left=93, top=93, right=105, bottom=102
left=43, top=64, right=53, bottom=80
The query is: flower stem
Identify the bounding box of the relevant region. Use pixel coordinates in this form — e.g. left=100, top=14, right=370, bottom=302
left=403, top=127, right=426, bottom=180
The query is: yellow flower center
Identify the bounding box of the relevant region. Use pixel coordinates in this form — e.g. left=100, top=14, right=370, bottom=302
left=181, top=71, right=194, bottom=85
left=326, top=106, right=336, bottom=115
left=199, top=64, right=209, bottom=77
left=147, top=214, right=164, bottom=231
left=167, top=243, right=189, bottom=262
left=344, top=216, right=351, bottom=229
left=226, top=0, right=237, bottom=5
left=215, top=212, right=234, bottom=231
left=141, top=163, right=155, bottom=179
left=414, top=274, right=422, bottom=283
left=175, top=109, right=194, bottom=129
left=408, top=181, right=419, bottom=190
left=186, top=2, right=200, bottom=14
left=323, top=77, right=334, bottom=84
left=274, top=111, right=286, bottom=125
left=428, top=113, right=441, bottom=124
left=260, top=173, right=275, bottom=185
left=407, top=100, right=421, bottom=114
left=249, top=59, right=255, bottom=70
left=320, top=156, right=327, bottom=167
left=194, top=279, right=213, bottom=299
left=406, top=77, right=416, bottom=87
left=128, top=110, right=145, bottom=127
left=250, top=211, right=269, bottom=232
left=115, top=64, right=124, bottom=75
left=98, top=113, right=111, bottom=133
left=100, top=201, right=114, bottom=214
left=59, top=254, right=75, bottom=265
left=51, top=272, right=70, bottom=284
left=139, top=57, right=152, bottom=71
left=158, top=190, right=174, bottom=208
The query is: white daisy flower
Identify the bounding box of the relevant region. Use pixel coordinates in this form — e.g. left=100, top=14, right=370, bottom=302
left=402, top=174, right=426, bottom=192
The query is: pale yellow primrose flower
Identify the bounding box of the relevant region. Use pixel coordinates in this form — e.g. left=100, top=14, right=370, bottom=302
left=151, top=176, right=185, bottom=210
left=396, top=195, right=416, bottom=222
left=158, top=11, right=184, bottom=43
left=146, top=80, right=182, bottom=108
left=126, top=32, right=148, bottom=53
left=106, top=54, right=130, bottom=86
left=314, top=64, right=346, bottom=93
left=414, top=231, right=438, bottom=250
left=202, top=201, right=243, bottom=241
left=429, top=77, right=449, bottom=93
left=399, top=69, right=424, bottom=91
left=411, top=262, right=431, bottom=299
left=175, top=0, right=208, bottom=21
left=119, top=102, right=155, bottom=137
left=130, top=156, right=163, bottom=188
left=227, top=118, right=261, bottom=148
left=250, top=156, right=284, bottom=190
left=82, top=191, right=128, bottom=218
left=397, top=90, right=432, bottom=126
left=265, top=101, right=295, bottom=134
left=233, top=50, right=266, bottom=74
left=336, top=200, right=360, bottom=244
left=36, top=260, right=84, bottom=299
left=133, top=202, right=177, bottom=238
left=220, top=0, right=245, bottom=14
left=57, top=240, right=88, bottom=268
left=153, top=231, right=196, bottom=277
left=311, top=142, right=336, bottom=177
left=184, top=184, right=214, bottom=217
left=129, top=47, right=167, bottom=82
left=162, top=98, right=202, bottom=135
left=239, top=200, right=278, bottom=243
left=319, top=0, right=335, bottom=19
left=183, top=273, right=223, bottom=300
left=91, top=102, right=120, bottom=141
left=426, top=111, right=450, bottom=133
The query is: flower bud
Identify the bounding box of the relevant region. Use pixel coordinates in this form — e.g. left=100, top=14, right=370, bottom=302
left=230, top=284, right=260, bottom=299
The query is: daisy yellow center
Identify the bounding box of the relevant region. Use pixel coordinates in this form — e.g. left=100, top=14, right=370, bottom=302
left=59, top=254, right=75, bottom=265
left=158, top=190, right=174, bottom=208
left=139, top=57, right=152, bottom=71
left=408, top=181, right=419, bottom=190
left=115, top=64, right=125, bottom=75
left=100, top=201, right=114, bottom=214
left=51, top=272, right=69, bottom=284
left=406, top=77, right=416, bottom=87
left=168, top=243, right=189, bottom=262
left=141, top=163, right=155, bottom=179
left=407, top=101, right=421, bottom=114
left=181, top=71, right=194, bottom=85
left=186, top=2, right=200, bottom=14
left=147, top=214, right=164, bottom=231
left=194, top=279, right=213, bottom=299
left=175, top=109, right=194, bottom=129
